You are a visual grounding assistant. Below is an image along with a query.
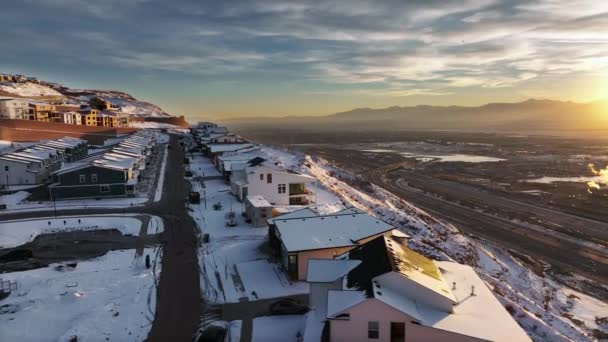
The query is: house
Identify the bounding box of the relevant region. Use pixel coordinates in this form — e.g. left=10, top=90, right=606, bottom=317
left=311, top=235, right=531, bottom=342
left=244, top=195, right=273, bottom=227
left=270, top=210, right=395, bottom=280
left=38, top=137, right=88, bottom=162
left=0, top=97, right=30, bottom=119
left=89, top=96, right=120, bottom=111
left=208, top=134, right=246, bottom=144
left=230, top=160, right=315, bottom=206
left=79, top=107, right=99, bottom=126
left=50, top=111, right=82, bottom=125
left=97, top=111, right=118, bottom=127
left=206, top=143, right=254, bottom=164
left=49, top=157, right=138, bottom=200
left=217, top=153, right=267, bottom=181
left=28, top=101, right=55, bottom=122
left=0, top=147, right=62, bottom=185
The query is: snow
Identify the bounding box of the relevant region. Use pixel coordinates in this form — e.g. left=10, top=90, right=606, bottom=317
left=275, top=213, right=394, bottom=252
left=267, top=149, right=606, bottom=341
left=0, top=248, right=161, bottom=342
left=0, top=190, right=31, bottom=208
left=153, top=145, right=168, bottom=202
left=326, top=290, right=367, bottom=317
left=186, top=155, right=308, bottom=304
left=0, top=82, right=62, bottom=97
left=306, top=259, right=361, bottom=283
left=0, top=215, right=145, bottom=248
left=251, top=315, right=306, bottom=342
left=130, top=121, right=181, bottom=129
left=0, top=196, right=148, bottom=214
left=236, top=259, right=308, bottom=300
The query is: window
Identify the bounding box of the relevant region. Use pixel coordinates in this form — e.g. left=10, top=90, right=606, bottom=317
left=100, top=184, right=110, bottom=193
left=259, top=173, right=264, bottom=181
left=79, top=174, right=86, bottom=183
left=368, top=321, right=379, bottom=339
left=91, top=174, right=98, bottom=183
left=267, top=173, right=272, bottom=184
left=278, top=184, right=286, bottom=194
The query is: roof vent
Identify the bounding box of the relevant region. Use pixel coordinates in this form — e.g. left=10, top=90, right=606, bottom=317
left=376, top=291, right=382, bottom=296
left=471, top=285, right=476, bottom=296
left=452, top=282, right=456, bottom=290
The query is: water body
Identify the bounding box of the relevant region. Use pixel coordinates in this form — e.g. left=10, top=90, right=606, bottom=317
left=527, top=176, right=607, bottom=184
left=417, top=154, right=506, bottom=163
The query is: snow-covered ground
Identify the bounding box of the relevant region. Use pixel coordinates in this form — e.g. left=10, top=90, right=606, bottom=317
left=0, top=196, right=148, bottom=213
left=0, top=82, right=62, bottom=97
left=295, top=154, right=607, bottom=342
left=131, top=121, right=181, bottom=129
left=0, top=215, right=157, bottom=248
left=154, top=145, right=168, bottom=202
left=187, top=154, right=309, bottom=304
left=187, top=141, right=606, bottom=341
left=251, top=315, right=306, bottom=342
left=0, top=247, right=162, bottom=342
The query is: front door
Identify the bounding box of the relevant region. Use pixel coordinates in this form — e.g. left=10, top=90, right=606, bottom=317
left=391, top=322, right=405, bottom=342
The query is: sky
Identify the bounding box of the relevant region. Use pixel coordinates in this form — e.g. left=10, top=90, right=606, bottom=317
left=0, top=0, right=607, bottom=121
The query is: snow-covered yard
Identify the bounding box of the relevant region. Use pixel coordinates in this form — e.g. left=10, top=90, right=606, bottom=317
left=188, top=156, right=308, bottom=304
left=0, top=215, right=162, bottom=248
left=0, top=247, right=162, bottom=342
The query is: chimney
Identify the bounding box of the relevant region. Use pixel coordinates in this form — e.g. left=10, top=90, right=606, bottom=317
left=452, top=282, right=456, bottom=290
left=471, top=285, right=476, bottom=296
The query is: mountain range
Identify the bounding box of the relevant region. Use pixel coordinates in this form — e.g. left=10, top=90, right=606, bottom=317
left=224, top=99, right=608, bottom=134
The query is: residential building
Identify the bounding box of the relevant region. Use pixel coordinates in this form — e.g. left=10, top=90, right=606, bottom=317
left=0, top=97, right=30, bottom=119
left=269, top=210, right=395, bottom=280
left=89, top=96, right=120, bottom=111
left=79, top=107, right=99, bottom=126
left=0, top=147, right=62, bottom=185
left=28, top=101, right=55, bottom=122
left=49, top=158, right=138, bottom=200
left=50, top=111, right=82, bottom=125
left=38, top=137, right=88, bottom=162
left=230, top=160, right=315, bottom=206
left=97, top=111, right=118, bottom=127
left=312, top=235, right=531, bottom=342
left=244, top=195, right=273, bottom=227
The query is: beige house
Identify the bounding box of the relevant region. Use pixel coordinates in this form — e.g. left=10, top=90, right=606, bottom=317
left=269, top=208, right=395, bottom=280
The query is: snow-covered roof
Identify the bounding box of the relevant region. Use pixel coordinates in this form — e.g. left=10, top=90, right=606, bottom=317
left=208, top=143, right=254, bottom=153
left=246, top=195, right=272, bottom=208
left=327, top=290, right=367, bottom=318
left=266, top=207, right=318, bottom=225
left=333, top=207, right=364, bottom=215
left=369, top=262, right=531, bottom=342
left=307, top=259, right=361, bottom=283
left=275, top=213, right=394, bottom=252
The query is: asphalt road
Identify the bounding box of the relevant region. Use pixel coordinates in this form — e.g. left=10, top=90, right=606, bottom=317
left=364, top=163, right=608, bottom=284
left=0, top=134, right=203, bottom=341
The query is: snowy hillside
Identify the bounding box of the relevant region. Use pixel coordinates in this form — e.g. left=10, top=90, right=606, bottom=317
left=0, top=82, right=62, bottom=97
left=263, top=146, right=608, bottom=342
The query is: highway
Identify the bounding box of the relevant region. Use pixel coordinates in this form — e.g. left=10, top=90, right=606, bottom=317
left=364, top=163, right=608, bottom=284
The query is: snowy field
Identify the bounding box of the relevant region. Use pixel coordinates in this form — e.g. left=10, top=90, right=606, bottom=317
left=0, top=196, right=148, bottom=213
left=0, top=215, right=163, bottom=248
left=0, top=247, right=162, bottom=342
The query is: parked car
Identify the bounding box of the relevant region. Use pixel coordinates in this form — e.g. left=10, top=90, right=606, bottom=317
left=269, top=299, right=309, bottom=315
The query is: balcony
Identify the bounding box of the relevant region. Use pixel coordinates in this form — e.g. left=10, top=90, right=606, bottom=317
left=288, top=183, right=310, bottom=196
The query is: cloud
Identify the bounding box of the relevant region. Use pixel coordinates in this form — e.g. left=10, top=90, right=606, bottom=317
left=1, top=0, right=607, bottom=100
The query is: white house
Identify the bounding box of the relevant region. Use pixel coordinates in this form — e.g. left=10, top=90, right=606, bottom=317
left=0, top=97, right=30, bottom=119
left=0, top=148, right=61, bottom=185
left=230, top=160, right=315, bottom=206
